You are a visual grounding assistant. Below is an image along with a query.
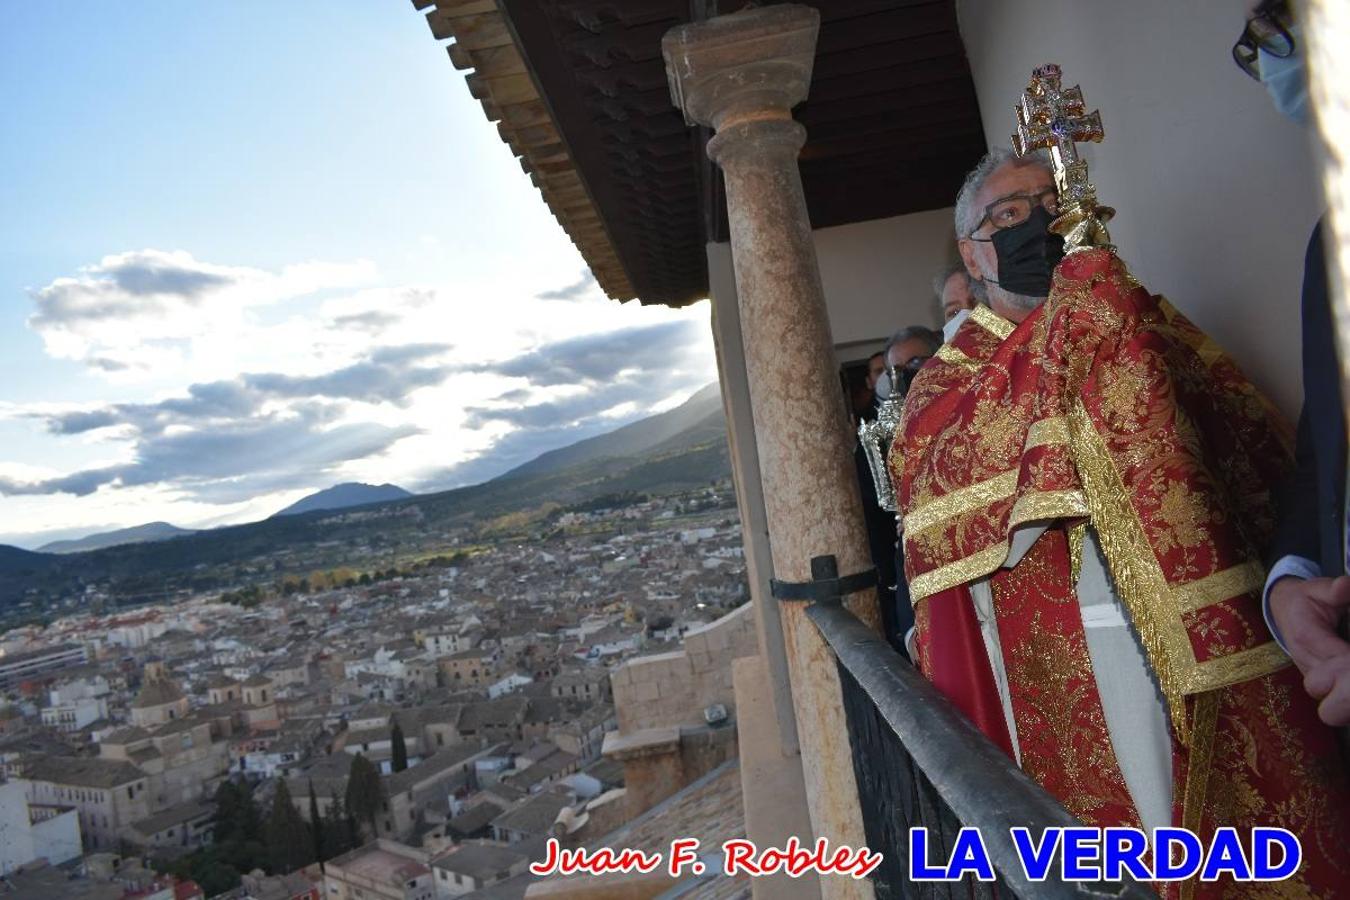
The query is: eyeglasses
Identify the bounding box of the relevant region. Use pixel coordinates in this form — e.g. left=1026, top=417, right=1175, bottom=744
left=1233, top=0, right=1294, bottom=81
left=968, top=188, right=1058, bottom=240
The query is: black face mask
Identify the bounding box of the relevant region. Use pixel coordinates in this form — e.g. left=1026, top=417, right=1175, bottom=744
left=978, top=206, right=1065, bottom=298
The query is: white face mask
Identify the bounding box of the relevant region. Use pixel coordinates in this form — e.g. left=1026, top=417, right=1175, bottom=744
left=1258, top=25, right=1310, bottom=126
left=875, top=371, right=894, bottom=402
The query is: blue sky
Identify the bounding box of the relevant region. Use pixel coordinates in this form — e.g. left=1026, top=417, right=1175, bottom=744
left=0, top=3, right=715, bottom=548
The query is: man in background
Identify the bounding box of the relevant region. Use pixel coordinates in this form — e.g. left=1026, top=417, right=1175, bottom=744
left=933, top=263, right=976, bottom=326
left=1243, top=0, right=1350, bottom=726
left=869, top=326, right=940, bottom=656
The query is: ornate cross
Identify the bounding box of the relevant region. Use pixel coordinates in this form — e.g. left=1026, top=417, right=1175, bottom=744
left=1011, top=64, right=1114, bottom=252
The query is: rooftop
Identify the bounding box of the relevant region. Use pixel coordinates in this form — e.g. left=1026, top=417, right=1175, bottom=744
left=328, top=841, right=429, bottom=883
left=20, top=755, right=145, bottom=789
left=430, top=840, right=530, bottom=880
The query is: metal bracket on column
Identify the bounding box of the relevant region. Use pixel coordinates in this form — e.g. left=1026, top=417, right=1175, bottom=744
left=770, top=555, right=877, bottom=606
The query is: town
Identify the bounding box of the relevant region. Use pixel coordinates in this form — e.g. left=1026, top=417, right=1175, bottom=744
left=0, top=485, right=759, bottom=899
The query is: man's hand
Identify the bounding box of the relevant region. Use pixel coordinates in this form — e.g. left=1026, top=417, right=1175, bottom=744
left=1268, top=575, right=1350, bottom=726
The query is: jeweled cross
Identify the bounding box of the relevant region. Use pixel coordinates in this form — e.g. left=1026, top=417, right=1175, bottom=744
left=1012, top=64, right=1103, bottom=201
left=1011, top=63, right=1113, bottom=252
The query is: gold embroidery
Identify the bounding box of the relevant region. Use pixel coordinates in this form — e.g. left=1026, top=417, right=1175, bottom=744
left=970, top=304, right=1014, bottom=340
left=1190, top=643, right=1291, bottom=690
left=1068, top=521, right=1086, bottom=584
left=902, top=471, right=1018, bottom=535
left=1178, top=691, right=1220, bottom=900
left=1068, top=400, right=1289, bottom=742
left=1069, top=397, right=1191, bottom=741
left=908, top=543, right=1009, bottom=604
left=1008, top=489, right=1089, bottom=528
left=1025, top=416, right=1070, bottom=449
left=1173, top=562, right=1265, bottom=613
left=936, top=342, right=979, bottom=369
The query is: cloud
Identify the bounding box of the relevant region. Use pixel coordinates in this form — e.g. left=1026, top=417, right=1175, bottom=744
left=536, top=270, right=598, bottom=302
left=28, top=249, right=376, bottom=370
left=35, top=343, right=454, bottom=438
left=243, top=344, right=452, bottom=406
left=4, top=343, right=454, bottom=499
left=475, top=319, right=701, bottom=387
left=330, top=310, right=400, bottom=332
left=324, top=287, right=435, bottom=334
left=417, top=318, right=714, bottom=488
left=0, top=407, right=418, bottom=499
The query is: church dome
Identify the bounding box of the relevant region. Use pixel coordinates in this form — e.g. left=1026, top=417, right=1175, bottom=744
left=132, top=674, right=186, bottom=709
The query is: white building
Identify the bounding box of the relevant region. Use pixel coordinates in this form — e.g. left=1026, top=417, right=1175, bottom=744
left=486, top=673, right=533, bottom=699
left=42, top=676, right=112, bottom=733
left=0, top=781, right=82, bottom=875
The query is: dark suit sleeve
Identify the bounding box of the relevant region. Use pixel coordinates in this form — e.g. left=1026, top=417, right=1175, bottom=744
left=1270, top=407, right=1323, bottom=565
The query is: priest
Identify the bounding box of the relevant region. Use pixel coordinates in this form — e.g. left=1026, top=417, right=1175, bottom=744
left=889, top=65, right=1349, bottom=897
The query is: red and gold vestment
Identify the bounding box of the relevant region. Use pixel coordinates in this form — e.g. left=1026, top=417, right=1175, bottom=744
left=889, top=248, right=1350, bottom=897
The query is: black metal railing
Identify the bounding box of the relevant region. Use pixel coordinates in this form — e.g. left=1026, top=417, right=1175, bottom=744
left=806, top=598, right=1156, bottom=900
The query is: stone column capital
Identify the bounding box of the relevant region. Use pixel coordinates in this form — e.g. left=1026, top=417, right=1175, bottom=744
left=662, top=4, right=819, bottom=133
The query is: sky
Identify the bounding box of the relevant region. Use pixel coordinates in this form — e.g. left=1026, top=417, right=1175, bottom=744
left=0, top=3, right=717, bottom=549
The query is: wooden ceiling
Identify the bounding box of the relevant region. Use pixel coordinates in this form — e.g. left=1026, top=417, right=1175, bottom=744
left=413, top=0, right=987, bottom=307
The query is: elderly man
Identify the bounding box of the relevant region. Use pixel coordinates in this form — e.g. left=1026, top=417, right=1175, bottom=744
left=932, top=263, right=976, bottom=331
left=890, top=147, right=1349, bottom=893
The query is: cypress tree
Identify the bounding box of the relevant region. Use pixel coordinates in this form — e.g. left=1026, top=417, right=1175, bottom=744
left=345, top=753, right=385, bottom=840
left=308, top=780, right=326, bottom=865
left=265, top=780, right=312, bottom=873
left=326, top=790, right=353, bottom=855
left=390, top=717, right=409, bottom=773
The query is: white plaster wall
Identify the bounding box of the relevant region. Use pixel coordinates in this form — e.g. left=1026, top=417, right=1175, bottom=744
left=956, top=0, right=1323, bottom=415
left=0, top=781, right=81, bottom=873
left=811, top=208, right=958, bottom=354
left=708, top=206, right=958, bottom=366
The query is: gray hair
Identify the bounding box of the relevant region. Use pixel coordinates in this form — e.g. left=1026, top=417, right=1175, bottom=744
left=931, top=261, right=970, bottom=300
left=953, top=147, right=1053, bottom=239
left=883, top=326, right=941, bottom=360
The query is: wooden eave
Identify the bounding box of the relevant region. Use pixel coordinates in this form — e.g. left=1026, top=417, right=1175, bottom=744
left=414, top=0, right=987, bottom=308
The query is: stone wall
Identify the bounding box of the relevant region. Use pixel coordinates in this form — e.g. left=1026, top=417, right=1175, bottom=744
left=609, top=603, right=756, bottom=733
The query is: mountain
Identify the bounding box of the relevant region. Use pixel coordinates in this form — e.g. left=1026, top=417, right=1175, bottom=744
left=497, top=383, right=724, bottom=480
left=273, top=482, right=414, bottom=518
left=0, top=389, right=731, bottom=611
left=0, top=544, right=56, bottom=577
left=38, top=522, right=195, bottom=555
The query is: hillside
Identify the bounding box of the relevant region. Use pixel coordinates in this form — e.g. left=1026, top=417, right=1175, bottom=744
left=497, top=383, right=722, bottom=480
left=272, top=483, right=414, bottom=517
left=0, top=390, right=731, bottom=612
left=38, top=522, right=195, bottom=555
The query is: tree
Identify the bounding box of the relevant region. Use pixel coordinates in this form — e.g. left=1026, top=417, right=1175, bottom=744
left=326, top=790, right=355, bottom=857
left=345, top=753, right=385, bottom=840
left=308, top=780, right=326, bottom=867
left=390, top=717, right=409, bottom=773
left=212, top=780, right=261, bottom=846
left=265, top=780, right=312, bottom=874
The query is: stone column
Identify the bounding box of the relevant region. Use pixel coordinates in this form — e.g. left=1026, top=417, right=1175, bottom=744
left=663, top=7, right=876, bottom=898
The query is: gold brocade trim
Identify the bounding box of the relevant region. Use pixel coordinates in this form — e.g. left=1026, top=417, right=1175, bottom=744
left=1067, top=398, right=1192, bottom=742
left=908, top=542, right=1009, bottom=605
left=1066, top=400, right=1288, bottom=744
left=903, top=471, right=1018, bottom=535
left=1192, top=642, right=1290, bottom=685
left=936, top=343, right=979, bottom=369
left=1067, top=521, right=1086, bottom=584
left=1024, top=416, right=1069, bottom=449
left=1178, top=691, right=1220, bottom=900
left=1172, top=562, right=1265, bottom=613
left=1008, top=489, right=1089, bottom=528
left=970, top=304, right=1014, bottom=340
